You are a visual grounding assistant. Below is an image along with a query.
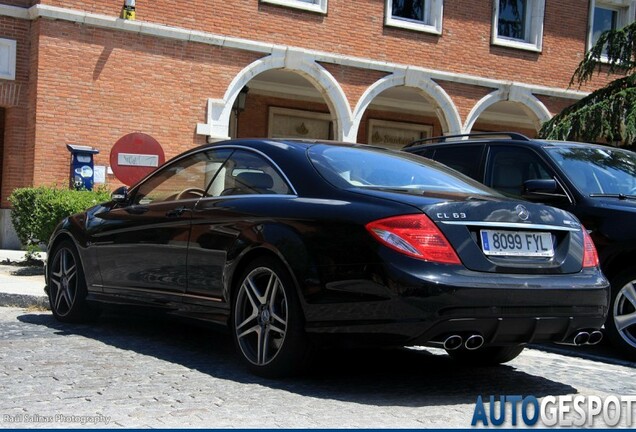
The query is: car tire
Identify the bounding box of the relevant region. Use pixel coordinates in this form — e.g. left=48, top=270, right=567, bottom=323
left=47, top=240, right=96, bottom=323
left=231, top=256, right=308, bottom=378
left=446, top=345, right=525, bottom=366
left=606, top=271, right=636, bottom=360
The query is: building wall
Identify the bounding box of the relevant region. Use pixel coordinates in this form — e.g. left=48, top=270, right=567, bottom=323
left=37, top=0, right=616, bottom=91
left=0, top=0, right=627, bottom=248
left=30, top=18, right=262, bottom=188
left=0, top=15, right=33, bottom=205
left=319, top=63, right=389, bottom=112
left=1, top=1, right=616, bottom=197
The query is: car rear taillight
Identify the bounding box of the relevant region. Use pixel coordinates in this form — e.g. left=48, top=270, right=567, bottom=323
left=582, top=227, right=599, bottom=268
left=366, top=214, right=461, bottom=264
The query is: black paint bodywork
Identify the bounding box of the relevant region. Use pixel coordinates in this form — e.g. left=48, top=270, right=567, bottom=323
left=46, top=139, right=609, bottom=347
left=406, top=138, right=636, bottom=283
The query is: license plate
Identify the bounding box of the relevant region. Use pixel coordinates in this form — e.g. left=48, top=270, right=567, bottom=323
left=480, top=230, right=554, bottom=257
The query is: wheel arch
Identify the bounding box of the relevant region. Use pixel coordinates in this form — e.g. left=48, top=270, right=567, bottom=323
left=48, top=231, right=76, bottom=255
left=46, top=229, right=93, bottom=289
left=602, top=250, right=636, bottom=282
left=226, top=245, right=307, bottom=313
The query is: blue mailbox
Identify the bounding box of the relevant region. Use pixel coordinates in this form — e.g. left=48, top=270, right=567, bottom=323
left=67, top=144, right=100, bottom=191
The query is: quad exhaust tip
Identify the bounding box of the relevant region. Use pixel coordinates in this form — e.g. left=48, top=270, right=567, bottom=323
left=573, top=331, right=590, bottom=346
left=464, top=334, right=484, bottom=351
left=443, top=335, right=463, bottom=351
left=588, top=330, right=603, bottom=345
left=441, top=334, right=484, bottom=351
left=556, top=329, right=603, bottom=346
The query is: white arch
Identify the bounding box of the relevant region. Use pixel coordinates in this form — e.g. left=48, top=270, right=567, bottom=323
left=463, top=86, right=552, bottom=133
left=349, top=69, right=463, bottom=141
left=509, top=87, right=552, bottom=130
left=196, top=48, right=353, bottom=140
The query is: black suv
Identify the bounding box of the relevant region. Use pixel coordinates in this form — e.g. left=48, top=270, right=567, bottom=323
left=405, top=132, right=636, bottom=359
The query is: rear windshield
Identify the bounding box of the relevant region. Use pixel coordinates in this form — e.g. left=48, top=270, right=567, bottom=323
left=307, top=144, right=497, bottom=196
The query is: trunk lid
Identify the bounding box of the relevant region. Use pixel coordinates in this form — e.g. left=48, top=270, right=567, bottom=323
left=350, top=188, right=586, bottom=274
left=423, top=200, right=584, bottom=274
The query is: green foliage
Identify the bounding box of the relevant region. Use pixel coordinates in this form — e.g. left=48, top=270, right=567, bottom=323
left=8, top=187, right=111, bottom=248
left=539, top=21, right=636, bottom=145
left=540, top=75, right=636, bottom=143
left=572, top=21, right=636, bottom=86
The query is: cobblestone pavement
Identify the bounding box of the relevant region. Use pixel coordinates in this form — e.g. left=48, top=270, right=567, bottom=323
left=0, top=306, right=635, bottom=428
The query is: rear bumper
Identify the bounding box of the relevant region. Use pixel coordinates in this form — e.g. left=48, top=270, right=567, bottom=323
left=303, top=258, right=609, bottom=347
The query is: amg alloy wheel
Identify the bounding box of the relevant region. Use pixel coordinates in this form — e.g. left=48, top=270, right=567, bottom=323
left=232, top=257, right=307, bottom=377
left=48, top=240, right=94, bottom=322
left=607, top=271, right=636, bottom=359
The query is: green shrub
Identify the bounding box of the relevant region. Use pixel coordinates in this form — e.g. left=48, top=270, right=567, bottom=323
left=8, top=187, right=111, bottom=249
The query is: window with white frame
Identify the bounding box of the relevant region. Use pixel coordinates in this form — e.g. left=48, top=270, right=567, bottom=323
left=589, top=1, right=636, bottom=51
left=492, top=0, right=545, bottom=52
left=385, top=0, right=444, bottom=35
left=0, top=38, right=16, bottom=80
left=260, top=0, right=328, bottom=14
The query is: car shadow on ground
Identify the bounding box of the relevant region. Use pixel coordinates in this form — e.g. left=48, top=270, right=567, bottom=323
left=17, top=311, right=577, bottom=408
left=532, top=341, right=636, bottom=369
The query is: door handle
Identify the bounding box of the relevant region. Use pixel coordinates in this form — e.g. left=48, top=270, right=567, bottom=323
left=165, top=206, right=191, bottom=217
left=126, top=205, right=149, bottom=215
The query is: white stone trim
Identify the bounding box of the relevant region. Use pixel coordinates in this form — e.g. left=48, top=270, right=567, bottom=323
left=197, top=49, right=353, bottom=141
left=463, top=86, right=552, bottom=133
left=508, top=86, right=552, bottom=129
left=384, top=0, right=443, bottom=35
left=260, top=0, right=328, bottom=14
left=0, top=38, right=16, bottom=80
left=0, top=3, right=589, bottom=102
left=0, top=4, right=29, bottom=19
left=350, top=70, right=463, bottom=141
left=491, top=0, right=545, bottom=52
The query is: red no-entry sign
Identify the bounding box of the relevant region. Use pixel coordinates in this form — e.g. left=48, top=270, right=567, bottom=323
left=109, top=133, right=165, bottom=186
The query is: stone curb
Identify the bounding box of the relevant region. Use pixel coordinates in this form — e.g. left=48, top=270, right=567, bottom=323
left=0, top=292, right=49, bottom=309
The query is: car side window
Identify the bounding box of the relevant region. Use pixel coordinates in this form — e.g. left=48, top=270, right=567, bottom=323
left=428, top=145, right=484, bottom=180
left=208, top=149, right=293, bottom=197
left=487, top=146, right=553, bottom=197
left=133, top=150, right=231, bottom=205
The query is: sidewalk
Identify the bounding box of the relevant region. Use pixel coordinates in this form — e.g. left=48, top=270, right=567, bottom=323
left=0, top=250, right=48, bottom=309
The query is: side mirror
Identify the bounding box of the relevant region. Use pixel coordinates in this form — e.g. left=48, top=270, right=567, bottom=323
left=522, top=179, right=567, bottom=201
left=111, top=186, right=129, bottom=204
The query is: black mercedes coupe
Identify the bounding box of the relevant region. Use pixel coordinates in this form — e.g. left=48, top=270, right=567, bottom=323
left=45, top=139, right=609, bottom=376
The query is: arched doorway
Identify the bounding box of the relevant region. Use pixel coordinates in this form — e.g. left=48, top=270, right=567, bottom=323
left=234, top=69, right=338, bottom=141
left=463, top=89, right=551, bottom=137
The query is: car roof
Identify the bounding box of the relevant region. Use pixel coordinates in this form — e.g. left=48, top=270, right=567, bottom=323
left=406, top=134, right=624, bottom=153
left=207, top=138, right=372, bottom=150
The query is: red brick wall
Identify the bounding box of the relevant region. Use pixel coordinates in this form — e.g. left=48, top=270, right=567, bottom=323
left=38, top=0, right=617, bottom=91
left=537, top=95, right=579, bottom=117
left=0, top=1, right=615, bottom=205
left=471, top=122, right=538, bottom=139
left=30, top=19, right=261, bottom=188
left=319, top=63, right=389, bottom=110
left=0, top=15, right=33, bottom=207
left=0, top=108, right=4, bottom=184
left=438, top=81, right=494, bottom=122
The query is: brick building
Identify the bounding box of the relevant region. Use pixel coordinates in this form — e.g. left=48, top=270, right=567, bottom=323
left=0, top=0, right=633, bottom=247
